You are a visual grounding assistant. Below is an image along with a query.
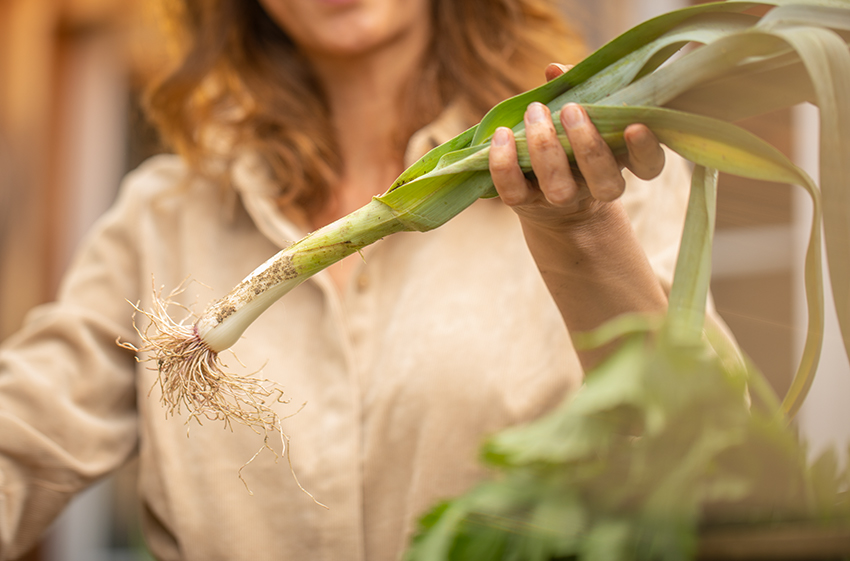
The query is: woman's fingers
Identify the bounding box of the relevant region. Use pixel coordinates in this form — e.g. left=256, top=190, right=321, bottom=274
left=560, top=103, right=625, bottom=203
left=621, top=123, right=666, bottom=180
left=525, top=102, right=580, bottom=209
left=544, top=62, right=571, bottom=82
left=489, top=127, right=535, bottom=206
left=491, top=96, right=667, bottom=219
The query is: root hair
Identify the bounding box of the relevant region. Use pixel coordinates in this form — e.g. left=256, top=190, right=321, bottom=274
left=118, top=280, right=327, bottom=508
left=120, top=281, right=286, bottom=433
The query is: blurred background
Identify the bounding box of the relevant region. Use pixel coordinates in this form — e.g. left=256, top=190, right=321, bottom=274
left=1, top=0, right=848, bottom=559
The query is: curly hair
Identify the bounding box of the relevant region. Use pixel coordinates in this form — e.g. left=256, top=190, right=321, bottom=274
left=145, top=0, right=586, bottom=215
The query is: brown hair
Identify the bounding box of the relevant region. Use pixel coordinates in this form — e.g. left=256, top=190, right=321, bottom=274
left=145, top=0, right=586, bottom=215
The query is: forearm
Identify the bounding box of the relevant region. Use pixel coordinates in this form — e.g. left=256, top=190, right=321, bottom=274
left=520, top=200, right=667, bottom=370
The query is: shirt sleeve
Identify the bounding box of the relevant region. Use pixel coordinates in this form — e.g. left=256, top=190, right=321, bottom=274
left=0, top=167, right=148, bottom=560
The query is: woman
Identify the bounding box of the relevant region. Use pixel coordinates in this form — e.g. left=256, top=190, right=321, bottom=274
left=0, top=0, right=691, bottom=559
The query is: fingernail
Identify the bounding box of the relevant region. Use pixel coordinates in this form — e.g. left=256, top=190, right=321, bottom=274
left=492, top=127, right=510, bottom=146
left=561, top=103, right=584, bottom=128
left=526, top=102, right=547, bottom=124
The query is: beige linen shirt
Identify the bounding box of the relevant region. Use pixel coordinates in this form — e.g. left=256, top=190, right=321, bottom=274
left=0, top=111, right=694, bottom=560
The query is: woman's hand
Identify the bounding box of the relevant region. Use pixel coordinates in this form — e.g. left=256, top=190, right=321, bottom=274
left=489, top=63, right=666, bottom=229
left=490, top=63, right=670, bottom=370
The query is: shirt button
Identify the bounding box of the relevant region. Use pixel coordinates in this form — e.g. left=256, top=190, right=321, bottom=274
left=356, top=273, right=370, bottom=292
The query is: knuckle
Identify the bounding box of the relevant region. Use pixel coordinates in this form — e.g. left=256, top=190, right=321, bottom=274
left=572, top=133, right=608, bottom=162
left=500, top=188, right=529, bottom=207
left=546, top=188, right=575, bottom=207
left=595, top=177, right=626, bottom=202
left=540, top=172, right=577, bottom=205
left=529, top=132, right=563, bottom=157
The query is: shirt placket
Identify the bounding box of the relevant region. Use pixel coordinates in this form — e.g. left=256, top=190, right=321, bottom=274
left=233, top=159, right=368, bottom=561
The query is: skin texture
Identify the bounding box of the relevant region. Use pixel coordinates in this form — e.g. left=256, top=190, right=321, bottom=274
left=258, top=2, right=668, bottom=368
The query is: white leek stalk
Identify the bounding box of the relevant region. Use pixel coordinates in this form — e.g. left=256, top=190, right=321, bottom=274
left=197, top=198, right=405, bottom=351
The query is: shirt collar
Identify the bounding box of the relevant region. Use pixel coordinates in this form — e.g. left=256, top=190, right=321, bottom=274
left=230, top=101, right=476, bottom=250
